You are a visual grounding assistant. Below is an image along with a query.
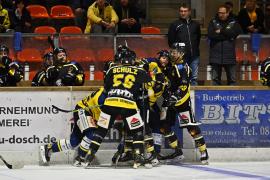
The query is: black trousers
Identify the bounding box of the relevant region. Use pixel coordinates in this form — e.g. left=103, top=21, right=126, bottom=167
left=211, top=64, right=236, bottom=85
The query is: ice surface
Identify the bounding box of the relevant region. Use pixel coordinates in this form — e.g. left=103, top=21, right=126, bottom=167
left=1, top=162, right=270, bottom=180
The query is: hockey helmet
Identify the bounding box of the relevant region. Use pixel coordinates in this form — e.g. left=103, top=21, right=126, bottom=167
left=53, top=47, right=66, bottom=56
left=260, top=57, right=270, bottom=86
left=43, top=52, right=54, bottom=68
left=157, top=50, right=170, bottom=59
left=114, top=45, right=130, bottom=63
left=53, top=47, right=67, bottom=65
left=171, top=42, right=186, bottom=54
left=170, top=42, right=186, bottom=64
left=119, top=50, right=136, bottom=65
left=0, top=45, right=9, bottom=57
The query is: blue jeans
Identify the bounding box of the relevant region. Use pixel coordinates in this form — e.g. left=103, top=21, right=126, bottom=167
left=187, top=56, right=199, bottom=86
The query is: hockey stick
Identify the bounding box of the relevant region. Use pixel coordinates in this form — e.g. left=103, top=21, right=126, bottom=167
left=0, top=155, right=24, bottom=169
left=52, top=105, right=102, bottom=113
left=47, top=35, right=55, bottom=49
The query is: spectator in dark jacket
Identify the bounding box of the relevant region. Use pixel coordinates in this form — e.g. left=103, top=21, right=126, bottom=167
left=168, top=3, right=201, bottom=85
left=225, top=1, right=237, bottom=20
left=238, top=0, right=264, bottom=34
left=72, top=0, right=95, bottom=32
left=208, top=5, right=242, bottom=85
left=113, top=0, right=142, bottom=33
left=11, top=0, right=31, bottom=33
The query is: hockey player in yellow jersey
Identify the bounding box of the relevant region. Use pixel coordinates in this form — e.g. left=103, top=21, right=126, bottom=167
left=112, top=51, right=170, bottom=166
left=40, top=87, right=106, bottom=166
left=46, top=47, right=85, bottom=86
left=84, top=49, right=152, bottom=168
left=164, top=42, right=209, bottom=164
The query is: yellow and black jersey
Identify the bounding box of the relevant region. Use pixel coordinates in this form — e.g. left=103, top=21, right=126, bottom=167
left=103, top=60, right=118, bottom=76
left=31, top=70, right=47, bottom=86
left=168, top=63, right=192, bottom=107
left=148, top=72, right=167, bottom=107
left=77, top=87, right=106, bottom=121
left=57, top=61, right=85, bottom=86
left=104, top=64, right=152, bottom=109
left=0, top=57, right=23, bottom=86
left=136, top=58, right=168, bottom=107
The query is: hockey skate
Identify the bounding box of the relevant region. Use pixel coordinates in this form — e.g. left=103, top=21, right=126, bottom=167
left=84, top=152, right=95, bottom=168
left=119, top=151, right=133, bottom=162
left=200, top=149, right=209, bottom=165
left=111, top=151, right=122, bottom=164
left=158, top=147, right=184, bottom=163
left=40, top=144, right=52, bottom=165
left=73, top=156, right=86, bottom=167
left=113, top=151, right=134, bottom=167
left=145, top=152, right=159, bottom=166
left=133, top=153, right=152, bottom=169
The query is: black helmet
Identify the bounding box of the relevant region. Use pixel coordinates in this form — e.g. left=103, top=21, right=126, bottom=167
left=117, top=45, right=129, bottom=53
left=53, top=47, right=66, bottom=56
left=115, top=45, right=130, bottom=62
left=171, top=42, right=186, bottom=64
left=119, top=50, right=136, bottom=65
left=53, top=47, right=67, bottom=65
left=260, top=58, right=270, bottom=86
left=0, top=45, right=9, bottom=56
left=43, top=52, right=54, bottom=68
left=157, top=50, right=170, bottom=59
left=171, top=42, right=186, bottom=54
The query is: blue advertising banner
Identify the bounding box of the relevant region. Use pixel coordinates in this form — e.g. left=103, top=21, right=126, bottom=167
left=195, top=90, right=270, bottom=147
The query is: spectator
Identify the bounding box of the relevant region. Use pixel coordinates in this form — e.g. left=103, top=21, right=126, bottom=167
left=168, top=3, right=201, bottom=85
left=113, top=0, right=142, bottom=33
left=225, top=1, right=237, bottom=20
left=208, top=5, right=242, bottom=85
left=265, top=4, right=270, bottom=34
left=1, top=0, right=14, bottom=10
left=72, top=0, right=95, bottom=32
left=0, top=0, right=10, bottom=32
left=84, top=0, right=118, bottom=33
left=11, top=0, right=32, bottom=33
left=238, top=0, right=264, bottom=34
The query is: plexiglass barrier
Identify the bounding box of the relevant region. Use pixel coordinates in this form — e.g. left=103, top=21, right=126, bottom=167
left=0, top=34, right=269, bottom=82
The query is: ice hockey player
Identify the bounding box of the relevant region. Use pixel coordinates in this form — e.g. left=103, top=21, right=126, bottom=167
left=0, top=45, right=23, bottom=86
left=260, top=57, right=270, bottom=86
left=40, top=87, right=106, bottom=166
left=103, top=44, right=130, bottom=76
left=32, top=52, right=54, bottom=86
left=84, top=49, right=152, bottom=169
left=112, top=50, right=171, bottom=166
left=164, top=42, right=209, bottom=164
left=46, top=47, right=85, bottom=86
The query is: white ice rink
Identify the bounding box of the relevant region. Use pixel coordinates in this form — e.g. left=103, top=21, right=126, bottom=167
left=1, top=162, right=270, bottom=180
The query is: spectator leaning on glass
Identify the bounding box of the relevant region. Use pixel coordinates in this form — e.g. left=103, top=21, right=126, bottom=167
left=238, top=0, right=264, bottom=34
left=208, top=5, right=242, bottom=86
left=0, top=0, right=10, bottom=33
left=168, top=3, right=201, bottom=86
left=113, top=0, right=142, bottom=33
left=85, top=0, right=119, bottom=33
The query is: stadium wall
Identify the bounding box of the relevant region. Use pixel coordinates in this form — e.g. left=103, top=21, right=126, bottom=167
left=0, top=86, right=269, bottom=165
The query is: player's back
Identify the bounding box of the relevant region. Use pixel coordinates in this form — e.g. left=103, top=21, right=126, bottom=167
left=104, top=64, right=151, bottom=102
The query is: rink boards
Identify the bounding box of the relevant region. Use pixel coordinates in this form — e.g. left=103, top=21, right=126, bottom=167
left=0, top=86, right=269, bottom=165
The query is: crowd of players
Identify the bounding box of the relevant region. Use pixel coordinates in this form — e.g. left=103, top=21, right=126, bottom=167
left=1, top=43, right=270, bottom=169
left=39, top=43, right=211, bottom=169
